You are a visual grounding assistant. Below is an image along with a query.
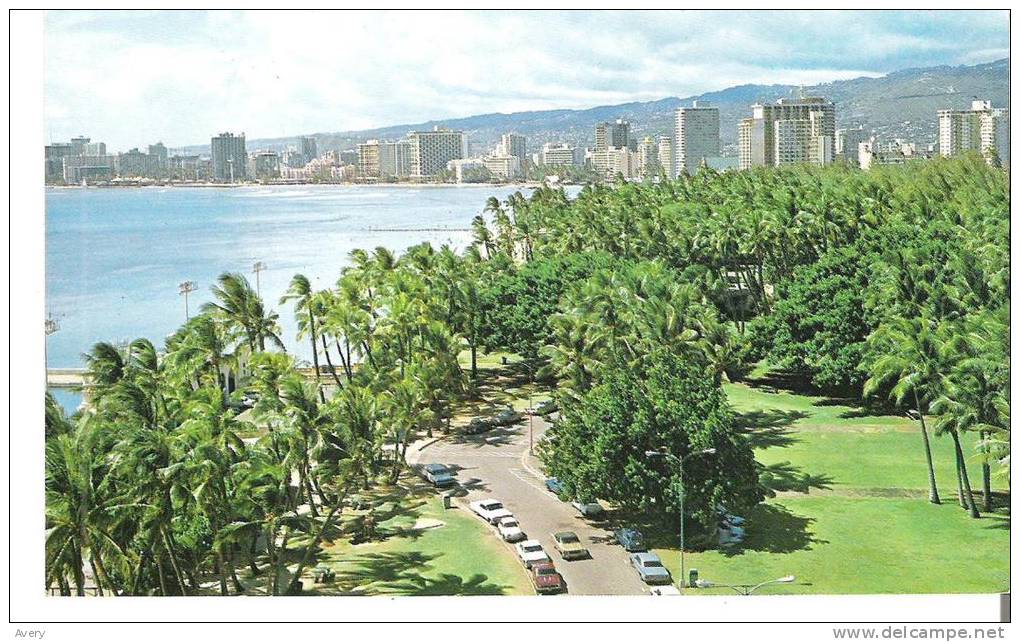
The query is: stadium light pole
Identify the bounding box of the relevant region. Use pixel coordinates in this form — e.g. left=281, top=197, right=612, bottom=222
left=179, top=280, right=197, bottom=320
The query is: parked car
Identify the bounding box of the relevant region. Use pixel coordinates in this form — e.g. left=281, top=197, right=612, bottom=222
left=553, top=531, right=589, bottom=560
left=718, top=524, right=746, bottom=548
left=515, top=539, right=551, bottom=568
left=571, top=499, right=605, bottom=519
left=717, top=504, right=746, bottom=527
left=614, top=527, right=646, bottom=552
left=530, top=562, right=565, bottom=594
left=470, top=499, right=513, bottom=525
left=545, top=477, right=565, bottom=496
left=496, top=516, right=526, bottom=542
left=421, top=463, right=456, bottom=488
left=629, top=552, right=672, bottom=585
left=464, top=417, right=495, bottom=435
left=493, top=408, right=523, bottom=426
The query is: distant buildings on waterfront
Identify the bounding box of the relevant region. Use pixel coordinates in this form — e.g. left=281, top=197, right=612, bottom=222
left=44, top=96, right=1009, bottom=185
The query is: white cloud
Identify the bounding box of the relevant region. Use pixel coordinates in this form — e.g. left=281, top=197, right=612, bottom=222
left=44, top=9, right=1008, bottom=150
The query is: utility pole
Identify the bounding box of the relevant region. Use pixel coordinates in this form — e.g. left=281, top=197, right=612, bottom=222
left=252, top=261, right=266, bottom=298
left=179, top=281, right=197, bottom=320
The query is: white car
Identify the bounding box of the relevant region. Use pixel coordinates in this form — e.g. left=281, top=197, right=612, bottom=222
left=470, top=498, right=513, bottom=525
left=515, top=539, right=551, bottom=568
left=496, top=516, right=526, bottom=542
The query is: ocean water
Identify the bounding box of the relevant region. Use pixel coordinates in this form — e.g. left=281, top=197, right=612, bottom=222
left=46, top=184, right=575, bottom=412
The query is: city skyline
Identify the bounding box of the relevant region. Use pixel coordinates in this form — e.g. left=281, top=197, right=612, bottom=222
left=45, top=10, right=1009, bottom=150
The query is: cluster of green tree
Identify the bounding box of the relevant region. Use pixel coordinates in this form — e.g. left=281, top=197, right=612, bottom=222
left=523, top=162, right=600, bottom=184
left=46, top=153, right=1008, bottom=595
left=46, top=245, right=491, bottom=595
left=466, top=154, right=1008, bottom=523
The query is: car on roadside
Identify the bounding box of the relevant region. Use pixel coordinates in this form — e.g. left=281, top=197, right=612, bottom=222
left=718, top=524, right=746, bottom=548
left=515, top=539, right=551, bottom=568
left=629, top=552, right=672, bottom=585
left=470, top=499, right=513, bottom=525
left=545, top=477, right=565, bottom=496
left=571, top=499, right=605, bottom=519
left=464, top=417, right=496, bottom=435
left=553, top=531, right=589, bottom=560
left=421, top=463, right=456, bottom=488
left=496, top=516, right=526, bottom=542
left=614, top=527, right=646, bottom=552
left=494, top=408, right=523, bottom=426
left=530, top=562, right=565, bottom=594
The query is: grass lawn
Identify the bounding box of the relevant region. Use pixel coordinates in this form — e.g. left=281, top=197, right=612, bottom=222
left=647, top=379, right=1010, bottom=595
left=662, top=496, right=1010, bottom=595
left=312, top=481, right=533, bottom=596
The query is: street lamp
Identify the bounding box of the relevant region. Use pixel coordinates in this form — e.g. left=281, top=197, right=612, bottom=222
left=252, top=261, right=266, bottom=297
left=178, top=280, right=197, bottom=320
left=696, top=575, right=796, bottom=595
left=645, top=447, right=717, bottom=593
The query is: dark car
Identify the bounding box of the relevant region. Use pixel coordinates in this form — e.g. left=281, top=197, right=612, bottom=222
left=545, top=477, right=565, bottom=496
left=464, top=417, right=495, bottom=434
left=530, top=562, right=565, bottom=594
left=614, top=527, right=646, bottom=552
left=493, top=408, right=523, bottom=426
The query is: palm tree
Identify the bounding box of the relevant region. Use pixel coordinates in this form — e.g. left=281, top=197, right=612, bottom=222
left=203, top=272, right=284, bottom=354
left=864, top=316, right=946, bottom=505
left=281, top=273, right=325, bottom=403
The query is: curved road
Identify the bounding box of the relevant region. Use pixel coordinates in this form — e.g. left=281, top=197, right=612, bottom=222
left=409, top=415, right=652, bottom=596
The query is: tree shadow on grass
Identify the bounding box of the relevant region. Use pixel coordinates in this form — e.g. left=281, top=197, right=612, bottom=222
left=733, top=409, right=807, bottom=450
left=720, top=503, right=824, bottom=556
left=758, top=461, right=834, bottom=495
left=333, top=551, right=439, bottom=592
left=384, top=572, right=513, bottom=596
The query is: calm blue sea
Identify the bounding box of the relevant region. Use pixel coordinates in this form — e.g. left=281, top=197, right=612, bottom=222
left=46, top=184, right=577, bottom=413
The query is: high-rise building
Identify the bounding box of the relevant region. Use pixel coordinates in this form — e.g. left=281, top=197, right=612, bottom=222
left=409, top=127, right=467, bottom=178
left=148, top=142, right=168, bottom=174
left=169, top=154, right=204, bottom=181
left=482, top=155, right=521, bottom=180
left=595, top=119, right=630, bottom=152
left=638, top=136, right=660, bottom=178
left=590, top=146, right=640, bottom=180
left=657, top=136, right=673, bottom=179
left=541, top=143, right=577, bottom=166
left=674, top=101, right=720, bottom=176
left=938, top=100, right=1009, bottom=166
left=499, top=133, right=526, bottom=163
left=836, top=128, right=866, bottom=165
left=738, top=96, right=835, bottom=170
left=379, top=140, right=414, bottom=178
left=115, top=148, right=160, bottom=178
left=358, top=140, right=381, bottom=178
left=250, top=150, right=281, bottom=181
left=63, top=154, right=115, bottom=184
left=211, top=132, right=247, bottom=182
left=300, top=136, right=318, bottom=162
left=45, top=143, right=74, bottom=183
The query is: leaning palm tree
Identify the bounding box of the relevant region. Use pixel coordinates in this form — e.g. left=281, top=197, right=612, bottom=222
left=280, top=273, right=325, bottom=402
left=863, top=316, right=946, bottom=505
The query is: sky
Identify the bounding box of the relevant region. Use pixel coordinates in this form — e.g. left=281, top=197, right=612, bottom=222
left=44, top=9, right=1010, bottom=151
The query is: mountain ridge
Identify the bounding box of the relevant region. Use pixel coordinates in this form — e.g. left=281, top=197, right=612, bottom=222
left=176, top=58, right=1008, bottom=156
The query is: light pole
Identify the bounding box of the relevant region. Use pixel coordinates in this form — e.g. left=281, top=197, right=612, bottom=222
left=178, top=280, right=197, bottom=320
left=696, top=575, right=796, bottom=595
left=252, top=261, right=266, bottom=297
left=645, top=447, right=716, bottom=593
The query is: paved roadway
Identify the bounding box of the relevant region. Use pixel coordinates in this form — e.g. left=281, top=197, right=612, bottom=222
left=409, top=414, right=652, bottom=596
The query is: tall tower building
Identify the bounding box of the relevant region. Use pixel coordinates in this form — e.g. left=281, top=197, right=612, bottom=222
left=300, top=136, right=318, bottom=162
left=638, top=136, right=660, bottom=178
left=938, top=100, right=1009, bottom=166
left=657, top=136, right=673, bottom=178
left=738, top=96, right=835, bottom=170
left=674, top=101, right=720, bottom=176
left=409, top=127, right=468, bottom=178
left=499, top=133, right=527, bottom=162
left=211, top=132, right=247, bottom=182
left=595, top=119, right=630, bottom=152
